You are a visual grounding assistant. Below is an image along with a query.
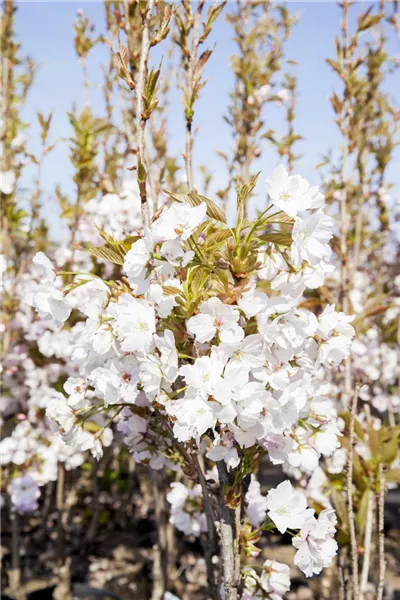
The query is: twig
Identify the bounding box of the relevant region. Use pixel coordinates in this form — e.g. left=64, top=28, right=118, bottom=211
left=183, top=2, right=203, bottom=191
left=9, top=511, right=26, bottom=600
left=359, top=488, right=374, bottom=598
left=347, top=386, right=360, bottom=600
left=136, top=0, right=156, bottom=228
left=339, top=564, right=346, bottom=600
left=53, top=463, right=72, bottom=600
left=150, top=470, right=168, bottom=600
left=338, top=0, right=353, bottom=410
left=85, top=458, right=101, bottom=544
left=377, top=464, right=386, bottom=600
left=56, top=463, right=66, bottom=565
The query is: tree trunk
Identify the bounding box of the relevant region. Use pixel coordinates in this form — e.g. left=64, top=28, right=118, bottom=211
left=217, top=463, right=241, bottom=600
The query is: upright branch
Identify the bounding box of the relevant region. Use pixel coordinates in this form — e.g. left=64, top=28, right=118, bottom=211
left=73, top=9, right=103, bottom=108
left=9, top=512, right=25, bottom=600
left=324, top=0, right=398, bottom=407
left=28, top=111, right=54, bottom=236
left=346, top=386, right=360, bottom=600
left=336, top=0, right=354, bottom=407
left=219, top=1, right=297, bottom=213
left=148, top=47, right=181, bottom=209
left=182, top=0, right=202, bottom=191
left=337, top=0, right=351, bottom=316
left=53, top=464, right=72, bottom=600
left=59, top=108, right=108, bottom=275
left=136, top=0, right=156, bottom=227
left=277, top=74, right=302, bottom=173
left=111, top=0, right=171, bottom=225
left=174, top=0, right=227, bottom=191
left=377, top=463, right=386, bottom=600
left=1, top=0, right=14, bottom=154
left=359, top=493, right=373, bottom=597
left=0, top=0, right=36, bottom=362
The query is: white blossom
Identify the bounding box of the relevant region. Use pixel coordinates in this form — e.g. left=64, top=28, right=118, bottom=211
left=187, top=297, right=244, bottom=344
left=9, top=475, right=40, bottom=514
left=266, top=164, right=324, bottom=218
left=293, top=508, right=338, bottom=577
left=266, top=480, right=310, bottom=534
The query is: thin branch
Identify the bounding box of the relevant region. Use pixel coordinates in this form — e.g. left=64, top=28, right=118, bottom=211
left=9, top=511, right=26, bottom=600
left=136, top=0, right=156, bottom=228
left=347, top=386, right=360, bottom=600
left=338, top=0, right=353, bottom=408
left=359, top=488, right=374, bottom=598
left=184, top=2, right=203, bottom=191
left=150, top=470, right=168, bottom=600
left=377, top=464, right=386, bottom=600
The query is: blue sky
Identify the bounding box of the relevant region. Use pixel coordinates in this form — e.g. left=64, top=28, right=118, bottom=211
left=14, top=2, right=400, bottom=231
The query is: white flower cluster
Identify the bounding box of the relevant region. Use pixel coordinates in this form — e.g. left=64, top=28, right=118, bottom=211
left=21, top=164, right=354, bottom=581
left=1, top=249, right=113, bottom=512
left=78, top=182, right=142, bottom=242
left=166, top=482, right=208, bottom=537
left=241, top=560, right=291, bottom=600
left=24, top=252, right=71, bottom=326
left=25, top=166, right=355, bottom=468
left=266, top=480, right=337, bottom=577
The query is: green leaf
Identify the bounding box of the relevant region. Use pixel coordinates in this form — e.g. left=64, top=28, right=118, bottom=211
left=162, top=285, right=182, bottom=296
left=237, top=172, right=261, bottom=205
left=206, top=1, right=226, bottom=28
left=265, top=211, right=294, bottom=225
left=164, top=190, right=227, bottom=224
left=326, top=58, right=342, bottom=76
left=259, top=232, right=292, bottom=246
left=356, top=489, right=370, bottom=535
left=86, top=246, right=124, bottom=265
left=331, top=489, right=348, bottom=529
left=379, top=429, right=400, bottom=466
left=340, top=411, right=365, bottom=442
left=205, top=229, right=233, bottom=246
left=358, top=11, right=383, bottom=32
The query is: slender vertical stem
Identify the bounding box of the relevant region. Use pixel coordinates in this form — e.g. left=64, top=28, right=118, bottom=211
left=11, top=512, right=19, bottom=571
left=136, top=0, right=156, bottom=228
left=81, top=58, right=90, bottom=108
left=150, top=470, right=168, bottom=600
left=9, top=511, right=26, bottom=600
left=184, top=2, right=203, bottom=191
left=56, top=463, right=66, bottom=565
left=359, top=488, right=374, bottom=598
left=339, top=0, right=352, bottom=408
left=347, top=387, right=360, bottom=600
left=53, top=464, right=72, bottom=600
left=339, top=564, right=346, bottom=600
left=1, top=0, right=14, bottom=164
left=85, top=458, right=100, bottom=544
left=377, top=464, right=386, bottom=600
